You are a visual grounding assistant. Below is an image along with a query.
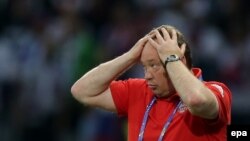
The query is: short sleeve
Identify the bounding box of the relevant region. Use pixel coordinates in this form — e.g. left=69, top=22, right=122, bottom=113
left=110, top=78, right=147, bottom=117
left=205, top=82, right=232, bottom=125
left=110, top=80, right=129, bottom=116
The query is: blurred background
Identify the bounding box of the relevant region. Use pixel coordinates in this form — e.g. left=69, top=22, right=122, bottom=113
left=0, top=0, right=249, bottom=141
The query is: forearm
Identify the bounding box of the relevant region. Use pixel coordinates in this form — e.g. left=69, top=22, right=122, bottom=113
left=147, top=26, right=218, bottom=119
left=166, top=61, right=218, bottom=119
left=71, top=52, right=135, bottom=99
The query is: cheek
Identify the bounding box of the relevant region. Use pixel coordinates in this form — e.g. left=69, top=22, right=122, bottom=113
left=155, top=71, right=169, bottom=85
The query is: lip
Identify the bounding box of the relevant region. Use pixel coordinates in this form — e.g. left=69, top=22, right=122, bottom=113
left=148, top=84, right=157, bottom=89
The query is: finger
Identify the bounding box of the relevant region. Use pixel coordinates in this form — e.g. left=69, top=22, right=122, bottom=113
left=180, top=43, right=186, bottom=55
left=136, top=35, right=148, bottom=46
left=161, top=27, right=170, bottom=40
left=154, top=30, right=164, bottom=44
left=171, top=29, right=177, bottom=41
left=148, top=29, right=155, bottom=36
left=148, top=37, right=159, bottom=49
left=148, top=32, right=156, bottom=39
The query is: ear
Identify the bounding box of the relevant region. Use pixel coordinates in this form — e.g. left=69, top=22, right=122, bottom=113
left=181, top=56, right=187, bottom=66
left=180, top=43, right=186, bottom=55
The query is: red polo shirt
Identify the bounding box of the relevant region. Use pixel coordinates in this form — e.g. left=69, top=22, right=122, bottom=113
left=110, top=68, right=232, bottom=141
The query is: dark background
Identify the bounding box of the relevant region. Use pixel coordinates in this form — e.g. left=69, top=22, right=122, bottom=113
left=0, top=0, right=249, bottom=141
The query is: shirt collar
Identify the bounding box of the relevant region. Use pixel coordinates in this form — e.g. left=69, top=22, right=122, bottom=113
left=192, top=67, right=203, bottom=80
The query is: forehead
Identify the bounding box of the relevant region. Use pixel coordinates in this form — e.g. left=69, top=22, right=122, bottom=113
left=140, top=42, right=160, bottom=63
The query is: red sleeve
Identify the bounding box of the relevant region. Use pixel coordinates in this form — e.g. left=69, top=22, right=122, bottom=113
left=110, top=78, right=146, bottom=117
left=110, top=80, right=129, bottom=116
left=205, top=82, right=232, bottom=125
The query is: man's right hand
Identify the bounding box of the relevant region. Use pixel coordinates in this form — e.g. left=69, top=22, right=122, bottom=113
left=71, top=35, right=148, bottom=112
left=127, top=35, right=148, bottom=62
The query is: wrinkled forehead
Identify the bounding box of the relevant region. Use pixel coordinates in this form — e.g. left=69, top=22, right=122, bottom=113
left=140, top=42, right=161, bottom=64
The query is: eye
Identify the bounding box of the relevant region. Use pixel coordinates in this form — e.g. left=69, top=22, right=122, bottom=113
left=142, top=62, right=161, bottom=73
left=150, top=64, right=157, bottom=70
left=150, top=63, right=160, bottom=71
left=152, top=64, right=157, bottom=68
left=148, top=64, right=153, bottom=69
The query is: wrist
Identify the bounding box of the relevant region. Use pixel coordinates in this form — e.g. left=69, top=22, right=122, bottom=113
left=124, top=52, right=138, bottom=64
left=164, top=54, right=181, bottom=67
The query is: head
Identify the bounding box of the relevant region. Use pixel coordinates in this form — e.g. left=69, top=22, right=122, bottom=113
left=140, top=25, right=192, bottom=98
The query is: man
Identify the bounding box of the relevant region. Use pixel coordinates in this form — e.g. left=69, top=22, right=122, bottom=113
left=71, top=25, right=232, bottom=141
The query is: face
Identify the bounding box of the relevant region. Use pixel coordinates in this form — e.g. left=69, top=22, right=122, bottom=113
left=140, top=42, right=175, bottom=98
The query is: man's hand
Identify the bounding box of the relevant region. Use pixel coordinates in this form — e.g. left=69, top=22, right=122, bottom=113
left=148, top=28, right=186, bottom=63
left=71, top=34, right=148, bottom=112
left=127, top=35, right=148, bottom=62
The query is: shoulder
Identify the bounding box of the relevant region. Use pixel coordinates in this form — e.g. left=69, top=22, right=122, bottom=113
left=111, top=78, right=147, bottom=87
left=204, top=81, right=232, bottom=124
left=204, top=81, right=232, bottom=111
left=110, top=78, right=148, bottom=96
left=204, top=81, right=232, bottom=97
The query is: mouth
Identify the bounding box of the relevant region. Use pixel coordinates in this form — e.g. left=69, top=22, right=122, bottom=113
left=148, top=84, right=157, bottom=89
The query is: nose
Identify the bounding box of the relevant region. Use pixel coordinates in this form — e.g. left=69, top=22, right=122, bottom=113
left=144, top=70, right=153, bottom=80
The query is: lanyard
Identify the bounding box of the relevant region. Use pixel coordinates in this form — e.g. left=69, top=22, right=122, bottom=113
left=138, top=97, right=182, bottom=141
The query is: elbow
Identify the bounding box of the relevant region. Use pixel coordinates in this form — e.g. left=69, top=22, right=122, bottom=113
left=71, top=84, right=77, bottom=97
left=71, top=82, right=94, bottom=105
left=71, top=83, right=84, bottom=101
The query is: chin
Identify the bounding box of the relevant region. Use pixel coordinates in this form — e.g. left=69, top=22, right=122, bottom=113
left=153, top=91, right=164, bottom=98
left=151, top=88, right=165, bottom=97
left=153, top=90, right=170, bottom=98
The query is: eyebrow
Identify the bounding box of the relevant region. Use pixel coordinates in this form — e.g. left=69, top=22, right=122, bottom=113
left=141, top=59, right=157, bottom=65
left=147, top=59, right=155, bottom=63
